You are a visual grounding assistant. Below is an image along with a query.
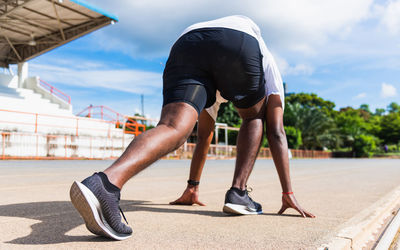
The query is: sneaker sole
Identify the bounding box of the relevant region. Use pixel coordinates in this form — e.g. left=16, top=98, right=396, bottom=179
left=223, top=203, right=262, bottom=215
left=69, top=181, right=132, bottom=240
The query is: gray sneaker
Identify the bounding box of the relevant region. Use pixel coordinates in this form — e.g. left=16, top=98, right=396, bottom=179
left=69, top=173, right=132, bottom=240
left=223, top=187, right=262, bottom=215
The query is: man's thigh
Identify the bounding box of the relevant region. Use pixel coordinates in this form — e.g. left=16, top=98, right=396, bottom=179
left=235, top=97, right=266, bottom=120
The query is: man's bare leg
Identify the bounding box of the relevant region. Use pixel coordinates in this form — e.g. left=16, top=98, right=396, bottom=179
left=265, top=95, right=315, bottom=218
left=70, top=102, right=198, bottom=239
left=231, top=97, right=266, bottom=190
left=170, top=110, right=215, bottom=206
left=104, top=102, right=198, bottom=189
left=223, top=97, right=265, bottom=215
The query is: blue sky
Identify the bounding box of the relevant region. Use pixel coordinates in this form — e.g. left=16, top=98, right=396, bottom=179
left=17, top=0, right=400, bottom=119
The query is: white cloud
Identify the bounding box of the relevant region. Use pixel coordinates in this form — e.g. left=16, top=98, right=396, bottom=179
left=30, top=63, right=162, bottom=95
left=380, top=82, right=398, bottom=98
left=381, top=0, right=400, bottom=34
left=287, top=64, right=314, bottom=76
left=274, top=55, right=314, bottom=76
left=91, top=0, right=374, bottom=58
left=354, top=92, right=367, bottom=99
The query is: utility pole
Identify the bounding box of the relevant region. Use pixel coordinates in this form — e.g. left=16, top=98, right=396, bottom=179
left=141, top=94, right=144, bottom=116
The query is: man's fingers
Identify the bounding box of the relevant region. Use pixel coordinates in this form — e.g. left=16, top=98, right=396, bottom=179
left=296, top=207, right=316, bottom=218
left=169, top=200, right=180, bottom=205
left=304, top=211, right=316, bottom=218
left=294, top=207, right=306, bottom=218
left=195, top=200, right=206, bottom=206
left=170, top=198, right=186, bottom=205
left=277, top=205, right=287, bottom=215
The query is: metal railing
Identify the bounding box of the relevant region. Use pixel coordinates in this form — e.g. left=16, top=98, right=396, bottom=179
left=38, top=79, right=71, bottom=104
left=0, top=129, right=333, bottom=160
left=76, top=105, right=147, bottom=136
left=0, top=108, right=333, bottom=160
left=0, top=108, right=125, bottom=136
left=165, top=143, right=333, bottom=159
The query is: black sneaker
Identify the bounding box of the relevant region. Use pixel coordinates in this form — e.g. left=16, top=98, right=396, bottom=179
left=223, top=187, right=262, bottom=215
left=69, top=172, right=132, bottom=240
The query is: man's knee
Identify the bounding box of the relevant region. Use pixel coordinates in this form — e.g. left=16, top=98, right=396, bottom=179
left=157, top=102, right=198, bottom=143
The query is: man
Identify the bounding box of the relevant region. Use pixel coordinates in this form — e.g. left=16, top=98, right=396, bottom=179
left=170, top=87, right=314, bottom=218
left=69, top=15, right=312, bottom=241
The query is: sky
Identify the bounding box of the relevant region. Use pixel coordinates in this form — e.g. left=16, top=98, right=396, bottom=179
left=15, top=0, right=400, bottom=119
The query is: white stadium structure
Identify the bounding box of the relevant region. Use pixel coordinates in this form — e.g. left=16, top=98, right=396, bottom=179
left=0, top=0, right=144, bottom=159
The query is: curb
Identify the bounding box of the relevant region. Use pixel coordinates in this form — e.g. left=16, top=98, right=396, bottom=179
left=319, top=185, right=400, bottom=250
left=375, top=208, right=400, bottom=250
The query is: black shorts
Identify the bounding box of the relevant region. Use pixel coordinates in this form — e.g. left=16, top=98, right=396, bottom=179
left=163, top=28, right=265, bottom=114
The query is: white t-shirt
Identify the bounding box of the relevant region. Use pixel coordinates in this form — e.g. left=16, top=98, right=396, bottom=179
left=181, top=15, right=285, bottom=122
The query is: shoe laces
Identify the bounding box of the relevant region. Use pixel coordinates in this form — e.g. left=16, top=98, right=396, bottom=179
left=245, top=186, right=255, bottom=202
left=119, top=206, right=129, bottom=225
left=117, top=196, right=129, bottom=225
left=246, top=186, right=253, bottom=193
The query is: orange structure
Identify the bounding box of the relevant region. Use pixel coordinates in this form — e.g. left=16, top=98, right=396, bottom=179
left=76, top=105, right=146, bottom=136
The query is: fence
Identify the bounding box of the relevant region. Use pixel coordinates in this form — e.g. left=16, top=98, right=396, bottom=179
left=165, top=143, right=332, bottom=159
left=75, top=105, right=147, bottom=136
left=291, top=149, right=332, bottom=158
left=0, top=109, right=332, bottom=160
left=0, top=108, right=146, bottom=137
left=1, top=131, right=333, bottom=160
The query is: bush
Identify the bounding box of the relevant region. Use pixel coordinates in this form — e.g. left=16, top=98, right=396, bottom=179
left=354, top=134, right=378, bottom=157
left=387, top=144, right=399, bottom=152
left=262, top=136, right=269, bottom=148
left=285, top=126, right=302, bottom=149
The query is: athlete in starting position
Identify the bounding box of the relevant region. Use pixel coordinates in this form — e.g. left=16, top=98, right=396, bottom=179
left=70, top=15, right=314, bottom=241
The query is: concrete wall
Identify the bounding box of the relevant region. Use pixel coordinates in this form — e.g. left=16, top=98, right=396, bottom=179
left=26, top=77, right=72, bottom=111
left=0, top=74, right=18, bottom=88
left=0, top=132, right=135, bottom=159
left=0, top=72, right=72, bottom=113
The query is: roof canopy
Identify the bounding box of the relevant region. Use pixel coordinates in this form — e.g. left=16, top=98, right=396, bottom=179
left=0, top=0, right=118, bottom=68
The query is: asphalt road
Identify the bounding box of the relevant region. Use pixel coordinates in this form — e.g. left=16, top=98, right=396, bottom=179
left=0, top=159, right=399, bottom=249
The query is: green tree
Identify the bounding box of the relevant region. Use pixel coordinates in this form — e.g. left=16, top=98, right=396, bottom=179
left=360, top=104, right=371, bottom=114
left=217, top=102, right=241, bottom=127
left=285, top=92, right=335, bottom=116
left=366, top=115, right=382, bottom=139
left=284, top=103, right=335, bottom=149
left=353, top=134, right=378, bottom=157
left=335, top=107, right=367, bottom=150
left=388, top=102, right=400, bottom=113
left=284, top=126, right=302, bottom=149
left=379, top=112, right=400, bottom=144
left=359, top=104, right=372, bottom=120
left=216, top=102, right=242, bottom=145
left=375, top=108, right=385, bottom=116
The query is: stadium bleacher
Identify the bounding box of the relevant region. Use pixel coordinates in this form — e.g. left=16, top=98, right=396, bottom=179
left=0, top=0, right=137, bottom=159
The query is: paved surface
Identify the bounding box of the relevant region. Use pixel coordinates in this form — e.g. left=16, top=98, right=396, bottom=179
left=0, top=159, right=399, bottom=249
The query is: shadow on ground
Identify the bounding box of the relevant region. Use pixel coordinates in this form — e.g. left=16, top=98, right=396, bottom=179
left=0, top=199, right=229, bottom=245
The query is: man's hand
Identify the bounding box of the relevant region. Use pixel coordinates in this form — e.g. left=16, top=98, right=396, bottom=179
left=169, top=186, right=205, bottom=206
left=278, top=193, right=315, bottom=218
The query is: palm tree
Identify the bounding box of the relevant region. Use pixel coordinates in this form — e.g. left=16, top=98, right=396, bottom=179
left=284, top=103, right=337, bottom=149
